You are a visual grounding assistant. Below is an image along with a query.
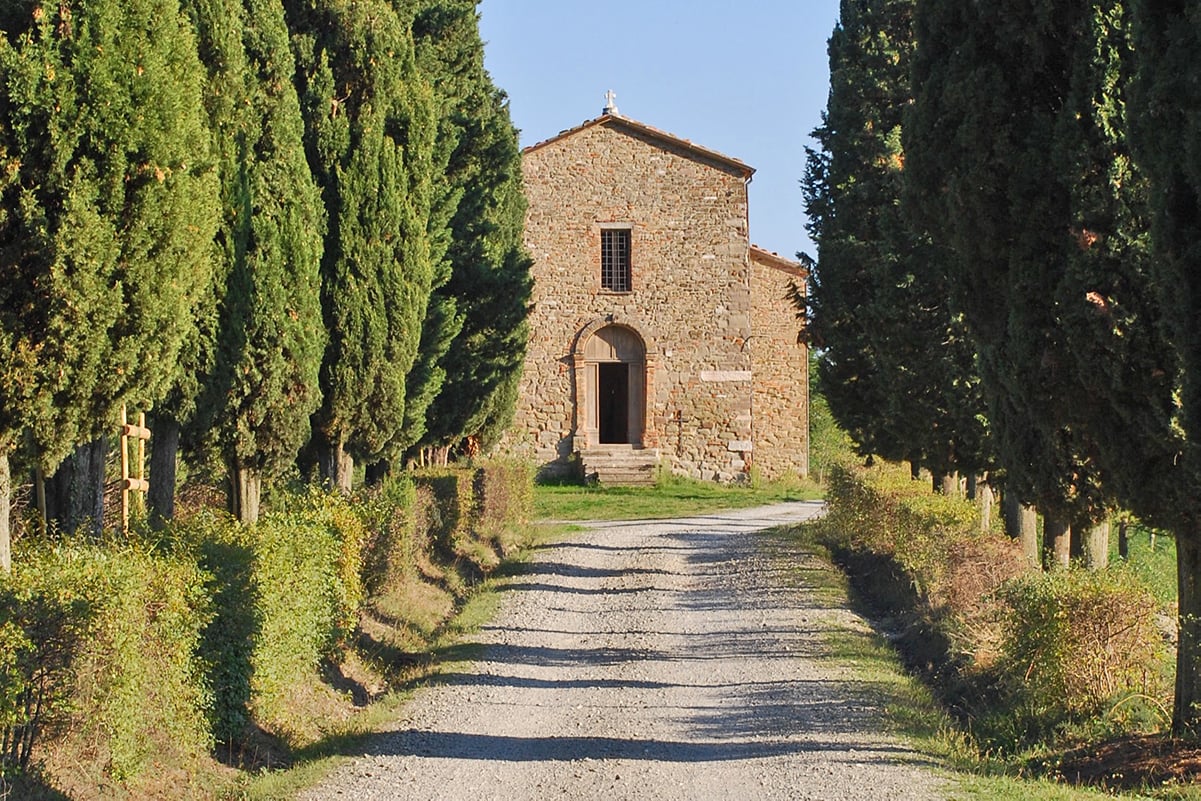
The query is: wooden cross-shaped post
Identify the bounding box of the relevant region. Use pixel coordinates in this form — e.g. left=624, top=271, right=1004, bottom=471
left=120, top=405, right=151, bottom=534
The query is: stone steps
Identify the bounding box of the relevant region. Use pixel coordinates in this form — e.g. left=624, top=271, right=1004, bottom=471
left=580, top=447, right=660, bottom=487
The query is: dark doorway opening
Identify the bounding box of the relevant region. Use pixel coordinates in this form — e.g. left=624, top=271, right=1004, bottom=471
left=598, top=362, right=630, bottom=444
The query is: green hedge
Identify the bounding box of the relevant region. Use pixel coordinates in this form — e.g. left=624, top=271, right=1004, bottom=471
left=815, top=462, right=1172, bottom=753
left=174, top=491, right=366, bottom=748
left=0, top=461, right=536, bottom=793
left=413, top=461, right=533, bottom=577
left=1, top=539, right=213, bottom=791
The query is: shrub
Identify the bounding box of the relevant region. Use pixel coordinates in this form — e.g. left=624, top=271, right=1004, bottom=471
left=413, top=471, right=471, bottom=550
left=412, top=466, right=506, bottom=577
left=473, top=461, right=534, bottom=556
left=0, top=552, right=98, bottom=778
left=995, top=568, right=1167, bottom=716
left=815, top=460, right=1173, bottom=756
left=181, top=512, right=256, bottom=745
left=1, top=539, right=214, bottom=792
left=241, top=494, right=363, bottom=745
left=173, top=491, right=367, bottom=750
left=357, top=474, right=420, bottom=597
left=818, top=462, right=1024, bottom=619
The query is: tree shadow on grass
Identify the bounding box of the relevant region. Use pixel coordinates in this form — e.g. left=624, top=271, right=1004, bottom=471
left=3, top=769, right=72, bottom=801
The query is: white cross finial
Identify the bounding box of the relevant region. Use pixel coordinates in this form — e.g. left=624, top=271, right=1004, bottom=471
left=603, top=89, right=619, bottom=115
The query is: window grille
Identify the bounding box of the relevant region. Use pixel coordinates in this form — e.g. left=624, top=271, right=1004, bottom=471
left=600, top=228, right=631, bottom=292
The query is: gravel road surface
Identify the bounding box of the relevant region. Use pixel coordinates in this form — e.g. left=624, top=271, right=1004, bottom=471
left=301, top=502, right=946, bottom=800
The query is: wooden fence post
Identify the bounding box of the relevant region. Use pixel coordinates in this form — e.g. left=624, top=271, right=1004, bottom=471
left=120, top=405, right=151, bottom=534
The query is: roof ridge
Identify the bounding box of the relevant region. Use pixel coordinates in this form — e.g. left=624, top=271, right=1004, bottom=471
left=522, top=113, right=755, bottom=178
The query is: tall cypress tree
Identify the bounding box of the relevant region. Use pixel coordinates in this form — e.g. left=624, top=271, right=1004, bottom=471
left=803, top=0, right=989, bottom=481
left=386, top=0, right=463, bottom=466
left=409, top=0, right=531, bottom=458
left=178, top=0, right=326, bottom=523
left=1124, top=0, right=1201, bottom=735
left=904, top=0, right=1116, bottom=551
left=0, top=0, right=219, bottom=535
left=285, top=0, right=439, bottom=491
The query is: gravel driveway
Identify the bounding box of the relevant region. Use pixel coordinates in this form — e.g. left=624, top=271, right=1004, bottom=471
left=301, top=502, right=946, bottom=800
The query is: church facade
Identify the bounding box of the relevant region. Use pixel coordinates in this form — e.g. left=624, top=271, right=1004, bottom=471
left=502, top=102, right=809, bottom=484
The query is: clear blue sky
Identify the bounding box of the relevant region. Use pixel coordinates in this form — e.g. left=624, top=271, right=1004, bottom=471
left=476, top=1, right=842, bottom=263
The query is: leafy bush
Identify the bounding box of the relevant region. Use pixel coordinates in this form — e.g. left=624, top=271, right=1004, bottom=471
left=473, top=461, right=533, bottom=556
left=357, top=474, right=420, bottom=597
left=181, top=512, right=256, bottom=745
left=995, top=568, right=1167, bottom=716
left=815, top=461, right=1174, bottom=757
left=173, top=491, right=366, bottom=750
left=238, top=493, right=362, bottom=746
left=358, top=464, right=535, bottom=678
left=819, top=462, right=1023, bottom=616
left=0, top=552, right=98, bottom=778
left=1, top=539, right=213, bottom=791
left=413, top=469, right=475, bottom=560
left=413, top=463, right=532, bottom=577
left=0, top=462, right=537, bottom=792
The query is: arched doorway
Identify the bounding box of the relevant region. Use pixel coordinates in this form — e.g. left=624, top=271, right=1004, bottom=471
left=580, top=325, right=646, bottom=447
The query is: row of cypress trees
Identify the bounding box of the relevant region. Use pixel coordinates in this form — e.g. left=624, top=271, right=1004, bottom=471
left=804, top=0, right=1201, bottom=734
left=0, top=0, right=531, bottom=557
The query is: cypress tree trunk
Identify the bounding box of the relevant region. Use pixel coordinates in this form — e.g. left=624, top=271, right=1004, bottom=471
left=1002, top=492, right=1037, bottom=555
left=1118, top=519, right=1129, bottom=560
left=1084, top=521, right=1109, bottom=570
left=1175, top=528, right=1201, bottom=736
left=148, top=416, right=180, bottom=529
left=0, top=451, right=10, bottom=573
left=1019, top=505, right=1039, bottom=568
left=1043, top=516, right=1071, bottom=569
left=230, top=465, right=261, bottom=525
left=965, top=473, right=978, bottom=501
left=978, top=481, right=994, bottom=533
left=46, top=439, right=107, bottom=537
left=319, top=435, right=354, bottom=495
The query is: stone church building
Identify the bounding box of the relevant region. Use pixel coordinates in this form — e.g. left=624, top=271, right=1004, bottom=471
left=502, top=98, right=809, bottom=484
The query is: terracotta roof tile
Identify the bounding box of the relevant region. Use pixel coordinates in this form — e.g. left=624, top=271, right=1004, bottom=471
left=750, top=245, right=806, bottom=277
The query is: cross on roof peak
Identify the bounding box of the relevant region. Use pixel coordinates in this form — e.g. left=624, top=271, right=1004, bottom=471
left=603, top=89, right=619, bottom=116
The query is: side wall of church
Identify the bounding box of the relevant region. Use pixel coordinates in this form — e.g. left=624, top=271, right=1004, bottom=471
left=750, top=258, right=810, bottom=479
left=502, top=121, right=755, bottom=481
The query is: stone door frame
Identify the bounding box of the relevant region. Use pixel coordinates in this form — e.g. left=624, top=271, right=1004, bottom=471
left=570, top=317, right=660, bottom=451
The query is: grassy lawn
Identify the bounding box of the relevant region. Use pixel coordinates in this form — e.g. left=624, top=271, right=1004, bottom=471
left=533, top=473, right=823, bottom=521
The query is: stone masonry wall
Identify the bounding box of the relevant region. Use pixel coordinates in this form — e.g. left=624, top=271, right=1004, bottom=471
left=750, top=256, right=810, bottom=479
left=502, top=118, right=755, bottom=481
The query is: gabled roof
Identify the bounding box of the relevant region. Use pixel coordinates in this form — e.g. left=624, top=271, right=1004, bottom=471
left=523, top=111, right=755, bottom=179
left=750, top=245, right=807, bottom=278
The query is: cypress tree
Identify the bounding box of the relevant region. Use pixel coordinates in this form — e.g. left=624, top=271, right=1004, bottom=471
left=803, top=0, right=989, bottom=481
left=0, top=0, right=219, bottom=535
left=410, top=0, right=531, bottom=458
left=285, top=0, right=439, bottom=492
left=180, top=0, right=326, bottom=523
left=904, top=0, right=1116, bottom=554
left=1124, top=0, right=1201, bottom=735
left=385, top=0, right=464, bottom=467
